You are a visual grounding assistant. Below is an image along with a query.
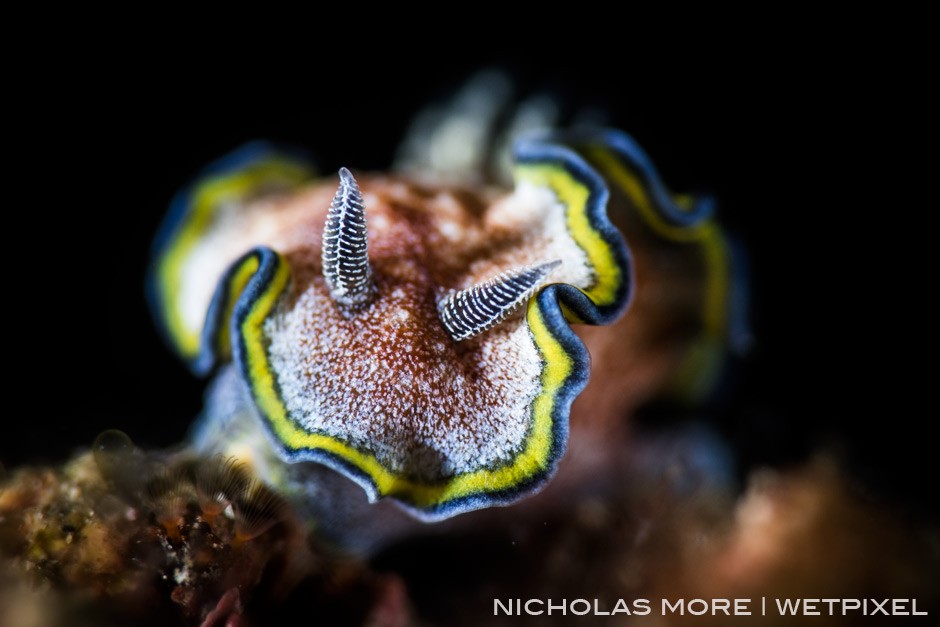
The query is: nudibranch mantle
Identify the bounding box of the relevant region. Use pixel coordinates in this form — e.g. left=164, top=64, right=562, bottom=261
left=151, top=128, right=733, bottom=521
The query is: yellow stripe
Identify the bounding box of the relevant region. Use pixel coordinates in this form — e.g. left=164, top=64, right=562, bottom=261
left=559, top=301, right=586, bottom=324
left=514, top=163, right=622, bottom=309
left=586, top=146, right=731, bottom=397
left=215, top=254, right=261, bottom=361
left=156, top=157, right=312, bottom=358
left=240, top=257, right=572, bottom=508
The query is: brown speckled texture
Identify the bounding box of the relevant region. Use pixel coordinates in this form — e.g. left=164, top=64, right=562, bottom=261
left=0, top=452, right=415, bottom=627
left=184, top=174, right=598, bottom=480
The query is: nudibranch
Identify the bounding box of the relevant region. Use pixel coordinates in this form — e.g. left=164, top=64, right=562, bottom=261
left=150, top=127, right=745, bottom=526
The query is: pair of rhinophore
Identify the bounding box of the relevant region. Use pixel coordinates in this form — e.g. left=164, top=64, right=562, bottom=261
left=325, top=167, right=560, bottom=339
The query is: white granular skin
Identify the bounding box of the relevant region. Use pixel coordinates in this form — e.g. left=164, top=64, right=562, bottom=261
left=179, top=203, right=251, bottom=336
left=177, top=174, right=592, bottom=481
left=178, top=194, right=324, bottom=340
left=265, top=282, right=543, bottom=479
left=479, top=180, right=594, bottom=289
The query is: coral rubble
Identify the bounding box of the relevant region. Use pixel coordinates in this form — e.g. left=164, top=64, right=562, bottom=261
left=0, top=448, right=412, bottom=627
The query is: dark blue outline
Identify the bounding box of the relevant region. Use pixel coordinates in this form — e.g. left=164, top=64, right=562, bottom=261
left=558, top=128, right=715, bottom=228
left=146, top=142, right=314, bottom=373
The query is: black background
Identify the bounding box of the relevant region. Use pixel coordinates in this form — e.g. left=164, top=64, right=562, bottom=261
left=7, top=39, right=929, bottom=519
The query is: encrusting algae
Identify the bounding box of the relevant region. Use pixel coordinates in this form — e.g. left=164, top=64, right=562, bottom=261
left=0, top=433, right=413, bottom=627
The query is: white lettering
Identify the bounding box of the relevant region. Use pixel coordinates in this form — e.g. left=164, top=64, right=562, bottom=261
left=687, top=599, right=708, bottom=616
left=497, top=596, right=927, bottom=618
left=633, top=599, right=651, bottom=616
left=712, top=599, right=730, bottom=615
left=524, top=599, right=543, bottom=615
left=570, top=600, right=590, bottom=616
left=662, top=598, right=755, bottom=615
left=547, top=599, right=566, bottom=615
left=610, top=599, right=630, bottom=615
left=493, top=599, right=513, bottom=616
left=871, top=599, right=889, bottom=615
left=593, top=599, right=610, bottom=615
left=663, top=599, right=685, bottom=614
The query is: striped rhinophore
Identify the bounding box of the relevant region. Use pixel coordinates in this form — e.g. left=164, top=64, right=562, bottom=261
left=151, top=120, right=744, bottom=526
left=321, top=167, right=374, bottom=312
